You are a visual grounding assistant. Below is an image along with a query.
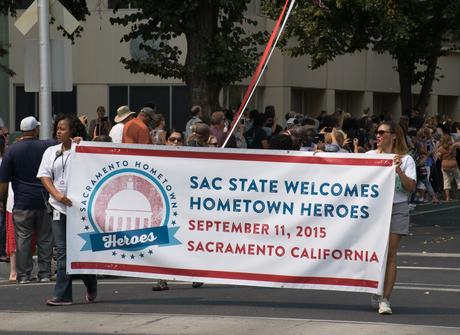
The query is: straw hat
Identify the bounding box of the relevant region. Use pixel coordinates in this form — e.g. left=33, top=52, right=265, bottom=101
left=114, top=105, right=135, bottom=123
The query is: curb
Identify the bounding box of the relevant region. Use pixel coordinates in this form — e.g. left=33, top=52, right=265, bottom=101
left=0, top=311, right=459, bottom=335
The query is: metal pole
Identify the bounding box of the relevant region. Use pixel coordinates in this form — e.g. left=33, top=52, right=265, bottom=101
left=38, top=0, right=52, bottom=139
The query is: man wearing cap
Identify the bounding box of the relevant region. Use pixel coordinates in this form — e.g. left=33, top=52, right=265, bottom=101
left=122, top=107, right=154, bottom=144
left=0, top=116, right=56, bottom=284
left=109, top=106, right=135, bottom=143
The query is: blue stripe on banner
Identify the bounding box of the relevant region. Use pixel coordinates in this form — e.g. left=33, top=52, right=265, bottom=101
left=79, top=226, right=174, bottom=252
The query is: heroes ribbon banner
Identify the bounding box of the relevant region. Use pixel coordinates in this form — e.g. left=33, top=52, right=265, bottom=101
left=67, top=142, right=395, bottom=294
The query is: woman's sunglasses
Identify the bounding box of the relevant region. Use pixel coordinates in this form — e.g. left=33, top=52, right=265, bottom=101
left=375, top=130, right=393, bottom=136
left=168, top=137, right=183, bottom=142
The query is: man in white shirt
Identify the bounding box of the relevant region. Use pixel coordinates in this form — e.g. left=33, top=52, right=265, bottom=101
left=109, top=106, right=135, bottom=143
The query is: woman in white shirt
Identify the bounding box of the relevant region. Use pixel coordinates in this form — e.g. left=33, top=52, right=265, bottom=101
left=38, top=114, right=97, bottom=306
left=368, top=121, right=416, bottom=315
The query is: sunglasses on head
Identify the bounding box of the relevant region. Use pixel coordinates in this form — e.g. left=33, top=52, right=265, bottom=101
left=168, top=136, right=182, bottom=142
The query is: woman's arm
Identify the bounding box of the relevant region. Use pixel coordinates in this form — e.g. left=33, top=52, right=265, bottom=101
left=394, top=155, right=416, bottom=193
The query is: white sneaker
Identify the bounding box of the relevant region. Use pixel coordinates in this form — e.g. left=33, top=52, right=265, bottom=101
left=370, top=294, right=380, bottom=309
left=378, top=298, right=392, bottom=315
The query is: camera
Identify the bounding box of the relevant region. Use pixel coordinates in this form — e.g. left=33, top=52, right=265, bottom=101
left=313, top=133, right=325, bottom=144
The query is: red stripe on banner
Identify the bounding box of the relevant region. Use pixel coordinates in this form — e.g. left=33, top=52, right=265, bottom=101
left=71, top=262, right=378, bottom=288
left=75, top=145, right=393, bottom=167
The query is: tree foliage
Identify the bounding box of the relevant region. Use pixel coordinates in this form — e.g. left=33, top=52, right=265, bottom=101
left=263, top=0, right=460, bottom=114
left=110, top=0, right=266, bottom=114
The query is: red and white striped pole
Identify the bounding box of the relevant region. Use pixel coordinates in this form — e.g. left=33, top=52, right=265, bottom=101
left=222, top=0, right=297, bottom=148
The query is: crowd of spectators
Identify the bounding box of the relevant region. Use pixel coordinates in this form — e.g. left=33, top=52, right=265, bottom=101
left=63, top=102, right=460, bottom=207
left=0, top=102, right=459, bottom=310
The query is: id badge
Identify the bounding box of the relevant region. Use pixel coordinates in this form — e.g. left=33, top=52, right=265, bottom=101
left=56, top=179, right=67, bottom=194
left=53, top=209, right=61, bottom=221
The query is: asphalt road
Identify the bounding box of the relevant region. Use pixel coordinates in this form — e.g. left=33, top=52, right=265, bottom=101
left=0, top=201, right=459, bottom=334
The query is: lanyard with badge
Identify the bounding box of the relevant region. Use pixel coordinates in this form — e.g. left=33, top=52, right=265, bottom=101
left=52, top=149, right=70, bottom=220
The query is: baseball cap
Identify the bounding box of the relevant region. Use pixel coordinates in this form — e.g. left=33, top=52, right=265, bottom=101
left=286, top=117, right=299, bottom=129
left=139, top=107, right=155, bottom=118
left=20, top=116, right=41, bottom=132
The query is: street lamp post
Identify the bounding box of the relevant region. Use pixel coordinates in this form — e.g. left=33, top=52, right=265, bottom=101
left=38, top=0, right=52, bottom=139
left=15, top=0, right=80, bottom=139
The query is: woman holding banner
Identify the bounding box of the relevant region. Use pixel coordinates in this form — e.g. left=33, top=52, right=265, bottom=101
left=152, top=129, right=204, bottom=291
left=38, top=114, right=98, bottom=306
left=367, top=121, right=416, bottom=315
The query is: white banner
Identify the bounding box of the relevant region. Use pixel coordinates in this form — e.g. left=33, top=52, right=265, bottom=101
left=67, top=142, right=395, bottom=294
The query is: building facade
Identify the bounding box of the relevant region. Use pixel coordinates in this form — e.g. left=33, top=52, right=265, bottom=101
left=2, top=0, right=460, bottom=133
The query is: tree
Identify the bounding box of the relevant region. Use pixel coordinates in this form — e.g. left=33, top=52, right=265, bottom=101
left=263, top=0, right=460, bottom=115
left=110, top=1, right=266, bottom=117
left=0, top=0, right=90, bottom=76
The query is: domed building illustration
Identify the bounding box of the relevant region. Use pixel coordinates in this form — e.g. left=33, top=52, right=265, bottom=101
left=104, top=177, right=155, bottom=232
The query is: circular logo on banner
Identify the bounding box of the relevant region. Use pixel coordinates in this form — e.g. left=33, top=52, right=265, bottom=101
left=88, top=169, right=170, bottom=233
left=92, top=174, right=167, bottom=233
left=77, top=166, right=180, bottom=256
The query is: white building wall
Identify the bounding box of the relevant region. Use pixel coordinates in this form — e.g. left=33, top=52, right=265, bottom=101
left=6, top=0, right=460, bottom=130
left=78, top=85, right=108, bottom=116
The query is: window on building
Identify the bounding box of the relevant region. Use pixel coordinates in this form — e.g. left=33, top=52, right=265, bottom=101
left=291, top=88, right=326, bottom=116
left=225, top=85, right=261, bottom=112
left=291, top=88, right=304, bottom=114
left=108, top=86, right=129, bottom=122
left=171, top=86, right=189, bottom=132
left=52, top=89, right=77, bottom=116
left=373, top=92, right=399, bottom=118
left=335, top=90, right=365, bottom=117
left=14, top=85, right=77, bottom=132
left=16, top=0, right=34, bottom=10
left=130, top=86, right=170, bottom=126
left=15, top=86, right=37, bottom=131
left=108, top=85, right=190, bottom=131
left=108, top=0, right=141, bottom=9
left=438, top=95, right=459, bottom=119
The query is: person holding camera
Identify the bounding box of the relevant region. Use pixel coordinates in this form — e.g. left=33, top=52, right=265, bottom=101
left=88, top=106, right=111, bottom=140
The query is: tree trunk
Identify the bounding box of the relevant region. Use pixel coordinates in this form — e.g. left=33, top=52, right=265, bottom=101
left=397, top=57, right=415, bottom=116
left=416, top=52, right=439, bottom=115
left=187, top=76, right=221, bottom=122
left=184, top=3, right=221, bottom=121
